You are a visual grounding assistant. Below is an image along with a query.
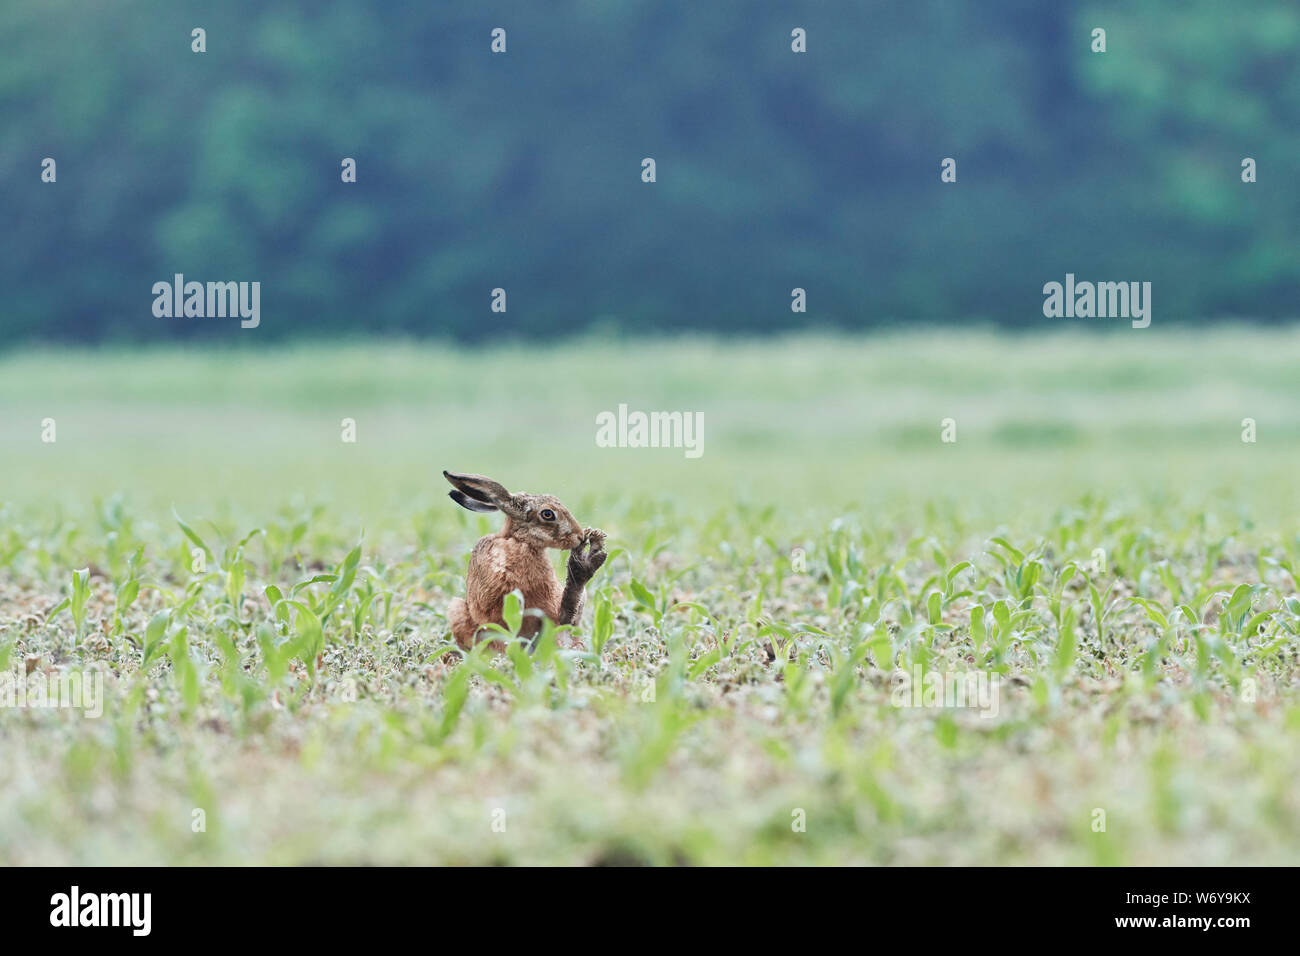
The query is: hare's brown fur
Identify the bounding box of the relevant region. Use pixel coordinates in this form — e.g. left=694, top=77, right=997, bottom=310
left=444, top=471, right=606, bottom=651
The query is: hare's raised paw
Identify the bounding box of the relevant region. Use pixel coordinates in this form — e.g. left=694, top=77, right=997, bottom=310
left=581, top=529, right=607, bottom=570
left=568, top=529, right=608, bottom=582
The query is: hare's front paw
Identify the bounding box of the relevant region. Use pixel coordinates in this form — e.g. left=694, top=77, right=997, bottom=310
left=567, top=528, right=608, bottom=583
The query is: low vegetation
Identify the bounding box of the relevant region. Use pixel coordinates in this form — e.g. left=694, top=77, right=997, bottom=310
left=2, top=332, right=1298, bottom=864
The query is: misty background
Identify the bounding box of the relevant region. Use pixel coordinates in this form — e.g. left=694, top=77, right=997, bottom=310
left=3, top=0, right=1298, bottom=345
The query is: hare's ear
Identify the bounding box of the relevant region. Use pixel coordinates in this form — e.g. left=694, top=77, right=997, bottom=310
left=448, top=490, right=498, bottom=513
left=444, top=470, right=514, bottom=513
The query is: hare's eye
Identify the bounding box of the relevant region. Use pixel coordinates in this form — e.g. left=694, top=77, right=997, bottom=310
left=540, top=508, right=556, bottom=521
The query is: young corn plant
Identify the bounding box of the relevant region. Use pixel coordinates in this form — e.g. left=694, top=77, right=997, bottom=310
left=48, top=567, right=93, bottom=643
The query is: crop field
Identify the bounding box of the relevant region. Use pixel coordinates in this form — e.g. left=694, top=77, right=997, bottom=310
left=2, top=330, right=1300, bottom=865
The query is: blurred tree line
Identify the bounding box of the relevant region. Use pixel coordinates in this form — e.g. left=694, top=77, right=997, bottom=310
left=2, top=0, right=1298, bottom=344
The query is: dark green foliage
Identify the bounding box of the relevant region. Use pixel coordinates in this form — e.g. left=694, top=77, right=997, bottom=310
left=2, top=1, right=1297, bottom=344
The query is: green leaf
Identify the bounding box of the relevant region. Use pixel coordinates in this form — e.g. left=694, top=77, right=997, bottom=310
left=285, top=601, right=324, bottom=679
left=592, top=594, right=614, bottom=656
left=687, top=647, right=722, bottom=680
left=116, top=578, right=139, bottom=615
left=868, top=632, right=892, bottom=670
left=629, top=578, right=656, bottom=611
left=502, top=590, right=523, bottom=636
left=944, top=561, right=972, bottom=592
left=142, top=611, right=171, bottom=668
left=926, top=590, right=942, bottom=626
left=989, top=537, right=1025, bottom=564
left=173, top=508, right=212, bottom=559
left=1054, top=604, right=1077, bottom=678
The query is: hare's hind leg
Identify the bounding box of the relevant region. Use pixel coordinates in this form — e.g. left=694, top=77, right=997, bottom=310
left=450, top=598, right=508, bottom=654
left=448, top=598, right=476, bottom=649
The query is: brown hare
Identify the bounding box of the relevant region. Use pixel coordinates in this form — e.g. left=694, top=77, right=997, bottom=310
left=444, top=470, right=607, bottom=651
